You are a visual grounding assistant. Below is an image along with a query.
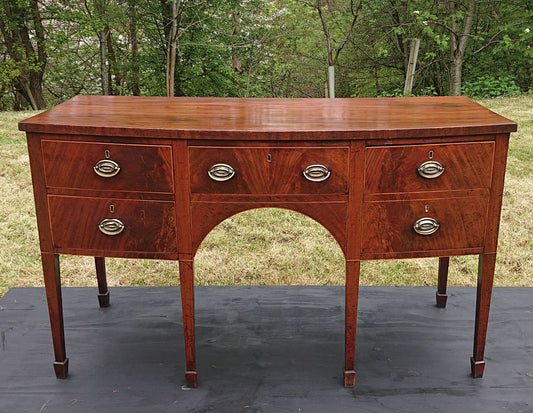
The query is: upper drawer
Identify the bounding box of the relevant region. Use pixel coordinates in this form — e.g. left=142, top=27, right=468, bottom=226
left=42, top=140, right=174, bottom=193
left=364, top=141, right=494, bottom=194
left=189, top=146, right=349, bottom=194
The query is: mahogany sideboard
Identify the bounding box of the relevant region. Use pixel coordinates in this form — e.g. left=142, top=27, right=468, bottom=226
left=19, top=95, right=517, bottom=388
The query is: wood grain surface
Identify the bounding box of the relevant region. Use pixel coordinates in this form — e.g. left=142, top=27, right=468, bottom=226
left=42, top=140, right=174, bottom=193
left=48, top=195, right=177, bottom=255
left=189, top=146, right=349, bottom=194
left=19, top=95, right=517, bottom=139
left=364, top=141, right=494, bottom=194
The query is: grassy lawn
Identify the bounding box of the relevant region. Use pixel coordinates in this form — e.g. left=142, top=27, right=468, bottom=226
left=1, top=96, right=532, bottom=298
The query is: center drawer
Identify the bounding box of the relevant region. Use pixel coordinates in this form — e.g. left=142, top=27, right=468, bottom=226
left=48, top=196, right=177, bottom=254
left=42, top=140, right=174, bottom=193
left=189, top=146, right=349, bottom=194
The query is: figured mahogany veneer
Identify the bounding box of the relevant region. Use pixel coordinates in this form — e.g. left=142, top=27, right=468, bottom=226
left=364, top=141, right=494, bottom=195
left=42, top=140, right=174, bottom=194
left=48, top=196, right=177, bottom=257
left=19, top=95, right=517, bottom=388
left=189, top=146, right=349, bottom=195
left=361, top=196, right=488, bottom=258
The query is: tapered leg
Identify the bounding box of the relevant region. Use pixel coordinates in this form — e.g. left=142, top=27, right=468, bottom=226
left=436, top=257, right=450, bottom=308
left=95, top=257, right=110, bottom=307
left=179, top=259, right=197, bottom=387
left=344, top=260, right=360, bottom=387
left=41, top=253, right=69, bottom=378
left=471, top=253, right=496, bottom=378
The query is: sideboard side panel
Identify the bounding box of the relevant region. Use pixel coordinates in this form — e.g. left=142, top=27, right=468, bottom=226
left=26, top=133, right=53, bottom=253
left=483, top=134, right=511, bottom=254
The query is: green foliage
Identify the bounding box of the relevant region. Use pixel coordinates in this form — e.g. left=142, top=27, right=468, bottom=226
left=0, top=60, right=20, bottom=109
left=0, top=0, right=532, bottom=108
left=377, top=85, right=438, bottom=98
left=462, top=75, right=522, bottom=98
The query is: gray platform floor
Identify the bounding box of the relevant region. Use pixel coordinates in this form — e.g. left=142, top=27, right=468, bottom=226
left=1, top=286, right=532, bottom=412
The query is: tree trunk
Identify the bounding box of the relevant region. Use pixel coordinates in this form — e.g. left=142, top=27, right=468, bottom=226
left=450, top=58, right=463, bottom=96
left=404, top=38, right=420, bottom=95
left=448, top=0, right=476, bottom=96
left=28, top=72, right=46, bottom=108
left=231, top=11, right=243, bottom=74
left=388, top=0, right=409, bottom=76
left=106, top=29, right=122, bottom=94
left=309, top=0, right=362, bottom=98
left=0, top=0, right=47, bottom=109
left=326, top=0, right=336, bottom=12
left=99, top=29, right=109, bottom=95
left=166, top=0, right=181, bottom=97
left=28, top=0, right=46, bottom=107
left=128, top=0, right=140, bottom=96
left=95, top=0, right=109, bottom=95
left=328, top=66, right=335, bottom=98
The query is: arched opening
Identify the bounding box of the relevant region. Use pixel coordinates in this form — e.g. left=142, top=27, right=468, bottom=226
left=193, top=208, right=345, bottom=286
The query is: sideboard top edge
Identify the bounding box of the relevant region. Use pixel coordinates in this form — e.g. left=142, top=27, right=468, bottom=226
left=18, top=95, right=517, bottom=139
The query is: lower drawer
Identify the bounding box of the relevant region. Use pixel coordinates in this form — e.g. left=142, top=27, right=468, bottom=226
left=48, top=196, right=177, bottom=254
left=361, top=197, right=488, bottom=257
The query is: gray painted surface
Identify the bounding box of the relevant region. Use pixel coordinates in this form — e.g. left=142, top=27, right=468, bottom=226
left=1, top=286, right=532, bottom=412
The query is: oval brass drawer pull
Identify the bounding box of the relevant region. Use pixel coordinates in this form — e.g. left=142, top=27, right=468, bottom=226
left=413, top=217, right=440, bottom=236
left=303, top=164, right=331, bottom=182
left=98, top=218, right=125, bottom=236
left=208, top=163, right=235, bottom=182
left=417, top=160, right=444, bottom=179
left=94, top=159, right=121, bottom=178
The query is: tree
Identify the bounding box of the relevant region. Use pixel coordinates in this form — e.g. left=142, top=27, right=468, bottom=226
left=464, top=0, right=533, bottom=94
left=343, top=0, right=421, bottom=96
left=164, top=0, right=180, bottom=96
left=159, top=0, right=215, bottom=97
left=448, top=0, right=476, bottom=95
left=411, top=0, right=532, bottom=96
left=127, top=0, right=140, bottom=95
left=294, top=0, right=364, bottom=97
left=94, top=0, right=109, bottom=94
left=0, top=0, right=47, bottom=109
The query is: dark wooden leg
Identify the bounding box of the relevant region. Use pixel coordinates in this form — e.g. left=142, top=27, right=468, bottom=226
left=95, top=257, right=110, bottom=307
left=42, top=253, right=69, bottom=379
left=436, top=257, right=450, bottom=308
left=344, top=260, right=360, bottom=387
left=179, top=259, right=197, bottom=387
left=471, top=253, right=496, bottom=378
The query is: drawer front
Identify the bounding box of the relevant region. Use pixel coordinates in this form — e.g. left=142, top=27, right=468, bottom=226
left=189, top=146, right=349, bottom=194
left=48, top=196, right=177, bottom=253
left=42, top=140, right=174, bottom=193
left=361, top=197, right=487, bottom=255
left=364, top=142, right=494, bottom=194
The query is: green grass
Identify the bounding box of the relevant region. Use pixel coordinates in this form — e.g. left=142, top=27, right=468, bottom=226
left=1, top=96, right=532, bottom=298
left=0, top=111, right=45, bottom=296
